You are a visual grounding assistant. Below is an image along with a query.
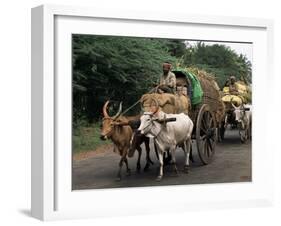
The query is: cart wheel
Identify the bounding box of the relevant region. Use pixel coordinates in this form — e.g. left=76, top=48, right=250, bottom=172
left=196, top=104, right=217, bottom=164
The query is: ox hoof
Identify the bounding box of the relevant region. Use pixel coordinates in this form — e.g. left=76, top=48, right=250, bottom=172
left=155, top=176, right=162, bottom=181
left=136, top=164, right=141, bottom=173
left=143, top=164, right=150, bottom=172
left=126, top=169, right=131, bottom=176
left=172, top=163, right=179, bottom=175
left=115, top=177, right=122, bottom=181
left=184, top=166, right=190, bottom=174
left=240, top=136, right=248, bottom=144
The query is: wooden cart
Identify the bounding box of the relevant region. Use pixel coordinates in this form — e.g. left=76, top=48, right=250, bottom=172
left=173, top=69, right=224, bottom=164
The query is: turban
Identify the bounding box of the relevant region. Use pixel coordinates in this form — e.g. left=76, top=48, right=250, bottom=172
left=163, top=63, right=172, bottom=70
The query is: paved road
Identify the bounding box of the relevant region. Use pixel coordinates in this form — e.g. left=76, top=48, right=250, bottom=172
left=72, top=129, right=251, bottom=190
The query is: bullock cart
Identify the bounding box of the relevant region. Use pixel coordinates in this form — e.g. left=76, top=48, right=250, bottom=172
left=220, top=82, right=251, bottom=143
left=141, top=68, right=225, bottom=165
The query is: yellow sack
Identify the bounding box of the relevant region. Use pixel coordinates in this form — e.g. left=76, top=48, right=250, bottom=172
left=223, top=87, right=230, bottom=95
left=236, top=83, right=248, bottom=94
left=222, top=95, right=243, bottom=106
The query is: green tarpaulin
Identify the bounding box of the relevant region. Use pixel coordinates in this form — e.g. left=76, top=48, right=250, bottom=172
left=173, top=69, right=203, bottom=105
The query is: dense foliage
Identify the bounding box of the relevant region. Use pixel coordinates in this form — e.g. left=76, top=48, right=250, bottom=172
left=73, top=35, right=180, bottom=124
left=182, top=42, right=252, bottom=87
left=72, top=36, right=252, bottom=124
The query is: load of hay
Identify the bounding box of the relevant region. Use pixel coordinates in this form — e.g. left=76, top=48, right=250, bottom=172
left=173, top=67, right=225, bottom=124
left=186, top=67, right=221, bottom=102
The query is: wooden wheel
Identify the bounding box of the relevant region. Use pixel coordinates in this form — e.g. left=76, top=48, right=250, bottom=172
left=196, top=104, right=217, bottom=164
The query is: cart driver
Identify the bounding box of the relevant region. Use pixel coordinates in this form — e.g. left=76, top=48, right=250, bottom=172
left=157, top=62, right=176, bottom=94
left=229, top=76, right=239, bottom=95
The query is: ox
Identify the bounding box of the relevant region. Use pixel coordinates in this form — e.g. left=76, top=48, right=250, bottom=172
left=114, top=117, right=154, bottom=172
left=140, top=93, right=191, bottom=163
left=138, top=104, right=193, bottom=181
left=231, top=102, right=252, bottom=143
left=100, top=101, right=153, bottom=180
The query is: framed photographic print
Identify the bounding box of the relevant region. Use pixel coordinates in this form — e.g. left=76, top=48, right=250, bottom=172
left=31, top=4, right=274, bottom=221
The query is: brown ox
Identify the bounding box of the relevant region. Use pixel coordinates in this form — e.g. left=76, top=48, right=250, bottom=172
left=140, top=93, right=190, bottom=114
left=100, top=101, right=153, bottom=180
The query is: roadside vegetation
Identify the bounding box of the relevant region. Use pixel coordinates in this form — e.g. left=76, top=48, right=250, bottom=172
left=73, top=122, right=110, bottom=154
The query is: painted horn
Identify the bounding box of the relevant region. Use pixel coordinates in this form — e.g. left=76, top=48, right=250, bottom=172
left=113, top=102, right=123, bottom=120
left=102, top=100, right=110, bottom=118
left=140, top=95, right=146, bottom=111
left=230, top=98, right=238, bottom=109
left=151, top=97, right=159, bottom=113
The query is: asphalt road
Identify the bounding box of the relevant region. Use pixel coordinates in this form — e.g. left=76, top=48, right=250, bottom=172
left=72, top=129, right=251, bottom=190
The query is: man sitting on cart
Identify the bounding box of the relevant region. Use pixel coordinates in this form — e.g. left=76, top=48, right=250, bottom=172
left=157, top=62, right=176, bottom=94
left=228, top=75, right=239, bottom=95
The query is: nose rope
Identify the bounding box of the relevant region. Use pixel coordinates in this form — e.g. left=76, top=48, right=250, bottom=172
left=101, top=131, right=110, bottom=138
left=141, top=123, right=150, bottom=134
left=115, top=87, right=156, bottom=120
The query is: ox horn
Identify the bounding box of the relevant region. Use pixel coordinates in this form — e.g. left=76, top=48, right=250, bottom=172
left=113, top=102, right=123, bottom=120
left=230, top=98, right=239, bottom=109
left=151, top=97, right=159, bottom=114
left=140, top=105, right=145, bottom=113
left=140, top=95, right=147, bottom=112
left=102, top=100, right=110, bottom=118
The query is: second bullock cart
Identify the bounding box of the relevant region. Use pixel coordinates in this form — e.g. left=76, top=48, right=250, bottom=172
left=220, top=81, right=252, bottom=143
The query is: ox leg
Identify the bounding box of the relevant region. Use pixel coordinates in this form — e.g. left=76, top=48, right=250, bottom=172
left=113, top=144, right=118, bottom=153
left=224, top=115, right=228, bottom=130
left=116, top=158, right=124, bottom=181
left=116, top=155, right=130, bottom=180
left=146, top=139, right=154, bottom=165
left=156, top=151, right=164, bottom=181
left=136, top=147, right=142, bottom=173
left=124, top=157, right=131, bottom=176
left=164, top=151, right=172, bottom=165
left=144, top=138, right=153, bottom=172
left=170, top=147, right=178, bottom=176
left=184, top=139, right=191, bottom=174
left=245, top=118, right=251, bottom=141
left=154, top=142, right=159, bottom=160
left=239, top=123, right=247, bottom=143
left=242, top=124, right=250, bottom=144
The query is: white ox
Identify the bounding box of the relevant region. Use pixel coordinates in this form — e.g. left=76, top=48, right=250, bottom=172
left=138, top=111, right=193, bottom=181
left=232, top=103, right=252, bottom=142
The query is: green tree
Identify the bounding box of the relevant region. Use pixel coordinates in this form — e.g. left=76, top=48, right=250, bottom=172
left=72, top=35, right=177, bottom=123
left=183, top=42, right=252, bottom=87
left=73, top=37, right=252, bottom=124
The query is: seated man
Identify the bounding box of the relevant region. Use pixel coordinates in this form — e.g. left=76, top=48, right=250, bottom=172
left=157, top=62, right=176, bottom=94
left=228, top=76, right=239, bottom=95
